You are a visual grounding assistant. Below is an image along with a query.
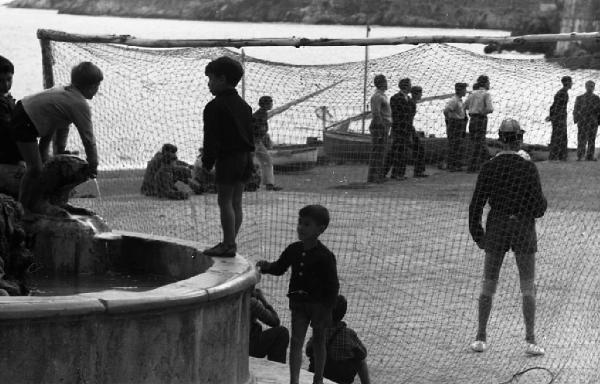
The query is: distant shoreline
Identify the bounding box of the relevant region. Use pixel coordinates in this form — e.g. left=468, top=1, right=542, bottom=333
left=5, top=0, right=540, bottom=31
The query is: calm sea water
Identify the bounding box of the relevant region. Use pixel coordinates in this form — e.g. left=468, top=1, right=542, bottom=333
left=0, top=0, right=521, bottom=98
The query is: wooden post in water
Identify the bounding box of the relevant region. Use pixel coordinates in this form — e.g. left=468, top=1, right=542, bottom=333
left=241, top=49, right=246, bottom=100
left=361, top=24, right=371, bottom=135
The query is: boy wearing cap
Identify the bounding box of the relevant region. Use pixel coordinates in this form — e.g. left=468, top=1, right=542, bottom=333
left=469, top=118, right=547, bottom=356
left=444, top=83, right=468, bottom=171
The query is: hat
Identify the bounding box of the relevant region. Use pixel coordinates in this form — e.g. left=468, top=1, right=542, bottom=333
left=498, top=118, right=524, bottom=134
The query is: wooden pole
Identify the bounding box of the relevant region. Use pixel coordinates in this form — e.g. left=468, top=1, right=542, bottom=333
left=39, top=38, right=55, bottom=89
left=361, top=24, right=370, bottom=135
left=36, top=29, right=600, bottom=48
left=241, top=49, right=246, bottom=100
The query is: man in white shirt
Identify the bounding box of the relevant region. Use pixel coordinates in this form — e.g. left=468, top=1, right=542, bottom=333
left=367, top=74, right=392, bottom=183
left=464, top=75, right=494, bottom=172
left=444, top=82, right=468, bottom=171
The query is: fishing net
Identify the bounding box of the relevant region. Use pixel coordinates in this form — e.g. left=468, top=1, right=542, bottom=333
left=41, top=35, right=600, bottom=383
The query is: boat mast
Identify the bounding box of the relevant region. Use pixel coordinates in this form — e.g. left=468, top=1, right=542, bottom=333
left=361, top=24, right=370, bottom=135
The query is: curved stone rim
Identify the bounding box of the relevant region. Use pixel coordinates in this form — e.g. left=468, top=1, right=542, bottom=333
left=0, top=230, right=260, bottom=319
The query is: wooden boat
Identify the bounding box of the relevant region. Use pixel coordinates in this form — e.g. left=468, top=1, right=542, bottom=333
left=323, top=123, right=549, bottom=164
left=268, top=144, right=320, bottom=172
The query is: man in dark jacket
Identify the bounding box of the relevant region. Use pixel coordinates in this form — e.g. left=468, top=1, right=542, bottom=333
left=383, top=78, right=413, bottom=180
left=469, top=118, right=547, bottom=356
left=546, top=76, right=572, bottom=161
left=573, top=80, right=600, bottom=161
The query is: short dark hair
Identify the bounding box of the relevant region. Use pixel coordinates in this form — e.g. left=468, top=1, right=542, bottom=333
left=259, top=95, right=273, bottom=107
left=299, top=204, right=330, bottom=229
left=411, top=86, right=422, bottom=94
left=455, top=82, right=467, bottom=92
left=0, top=55, right=14, bottom=74
left=71, top=62, right=103, bottom=87
left=373, top=74, right=386, bottom=87
left=205, top=56, right=244, bottom=86
left=399, top=78, right=411, bottom=90
left=332, top=295, right=347, bottom=322
left=476, top=75, right=489, bottom=85
left=561, top=76, right=572, bottom=86
left=161, top=143, right=178, bottom=153
left=472, top=83, right=480, bottom=90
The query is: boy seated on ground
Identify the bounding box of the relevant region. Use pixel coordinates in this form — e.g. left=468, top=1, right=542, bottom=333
left=249, top=287, right=290, bottom=363
left=141, top=143, right=199, bottom=198
left=306, top=295, right=371, bottom=384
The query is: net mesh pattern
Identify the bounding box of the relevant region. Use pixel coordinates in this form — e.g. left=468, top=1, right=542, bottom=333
left=46, top=39, right=600, bottom=384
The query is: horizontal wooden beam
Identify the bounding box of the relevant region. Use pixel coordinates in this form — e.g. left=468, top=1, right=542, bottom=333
left=37, top=29, right=600, bottom=48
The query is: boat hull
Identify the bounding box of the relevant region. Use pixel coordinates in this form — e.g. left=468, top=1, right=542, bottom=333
left=268, top=144, right=319, bottom=172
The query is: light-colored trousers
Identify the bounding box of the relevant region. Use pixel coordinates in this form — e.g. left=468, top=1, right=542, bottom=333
left=254, top=141, right=274, bottom=186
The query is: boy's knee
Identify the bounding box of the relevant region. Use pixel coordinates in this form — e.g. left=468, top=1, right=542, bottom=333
left=520, top=279, right=536, bottom=297
left=276, top=326, right=290, bottom=345
left=481, top=279, right=498, bottom=296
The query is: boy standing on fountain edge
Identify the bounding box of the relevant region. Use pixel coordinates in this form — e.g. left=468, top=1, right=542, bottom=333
left=202, top=56, right=255, bottom=257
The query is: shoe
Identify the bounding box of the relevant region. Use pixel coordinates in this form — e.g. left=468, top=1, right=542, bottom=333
left=470, top=340, right=488, bottom=352
left=390, top=175, right=407, bottom=181
left=203, top=242, right=237, bottom=257
left=577, top=158, right=583, bottom=161
left=586, top=158, right=597, bottom=162
left=414, top=173, right=429, bottom=178
left=525, top=343, right=545, bottom=356
left=265, top=184, right=283, bottom=191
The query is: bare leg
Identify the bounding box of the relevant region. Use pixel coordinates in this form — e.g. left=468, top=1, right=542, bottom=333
left=311, top=327, right=326, bottom=384
left=289, top=313, right=310, bottom=384
left=516, top=252, right=537, bottom=343
left=231, top=182, right=244, bottom=238
left=216, top=183, right=236, bottom=246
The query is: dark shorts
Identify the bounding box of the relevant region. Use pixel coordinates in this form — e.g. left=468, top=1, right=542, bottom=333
left=290, top=300, right=332, bottom=330
left=215, top=151, right=253, bottom=185
left=11, top=101, right=38, bottom=143
left=483, top=214, right=537, bottom=255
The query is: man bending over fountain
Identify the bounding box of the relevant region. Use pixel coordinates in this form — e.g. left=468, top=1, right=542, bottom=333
left=11, top=62, right=102, bottom=216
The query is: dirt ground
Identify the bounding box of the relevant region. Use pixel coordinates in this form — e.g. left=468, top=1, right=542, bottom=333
left=75, top=158, right=600, bottom=384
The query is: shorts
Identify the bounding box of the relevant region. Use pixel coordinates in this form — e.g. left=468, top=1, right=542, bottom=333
left=10, top=101, right=38, bottom=143
left=215, top=151, right=253, bottom=185
left=290, top=300, right=332, bottom=330
left=483, top=214, right=537, bottom=255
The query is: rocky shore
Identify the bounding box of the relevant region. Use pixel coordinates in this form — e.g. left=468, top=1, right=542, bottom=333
left=8, top=0, right=545, bottom=30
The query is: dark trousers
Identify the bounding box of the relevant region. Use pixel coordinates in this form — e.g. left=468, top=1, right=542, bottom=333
left=249, top=326, right=289, bottom=364
left=367, top=123, right=388, bottom=182
left=549, top=119, right=568, bottom=161
left=446, top=118, right=466, bottom=169
left=383, top=134, right=425, bottom=177
left=576, top=121, right=598, bottom=160
left=467, top=115, right=489, bottom=171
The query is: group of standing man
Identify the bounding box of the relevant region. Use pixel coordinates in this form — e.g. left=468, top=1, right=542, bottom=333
left=367, top=75, right=428, bottom=183
left=547, top=76, right=600, bottom=162
left=367, top=74, right=495, bottom=183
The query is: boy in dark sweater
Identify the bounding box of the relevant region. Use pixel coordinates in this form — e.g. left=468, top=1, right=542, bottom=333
left=202, top=56, right=255, bottom=257
left=469, top=118, right=547, bottom=356
left=257, top=204, right=339, bottom=384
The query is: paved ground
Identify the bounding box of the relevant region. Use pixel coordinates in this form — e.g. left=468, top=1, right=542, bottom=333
left=75, top=159, right=600, bottom=384
left=250, top=357, right=335, bottom=384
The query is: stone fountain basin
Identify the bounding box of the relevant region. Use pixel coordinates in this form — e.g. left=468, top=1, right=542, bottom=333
left=0, top=230, right=259, bottom=384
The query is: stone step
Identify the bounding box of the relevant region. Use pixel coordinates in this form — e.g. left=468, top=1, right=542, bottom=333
left=250, top=357, right=336, bottom=384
